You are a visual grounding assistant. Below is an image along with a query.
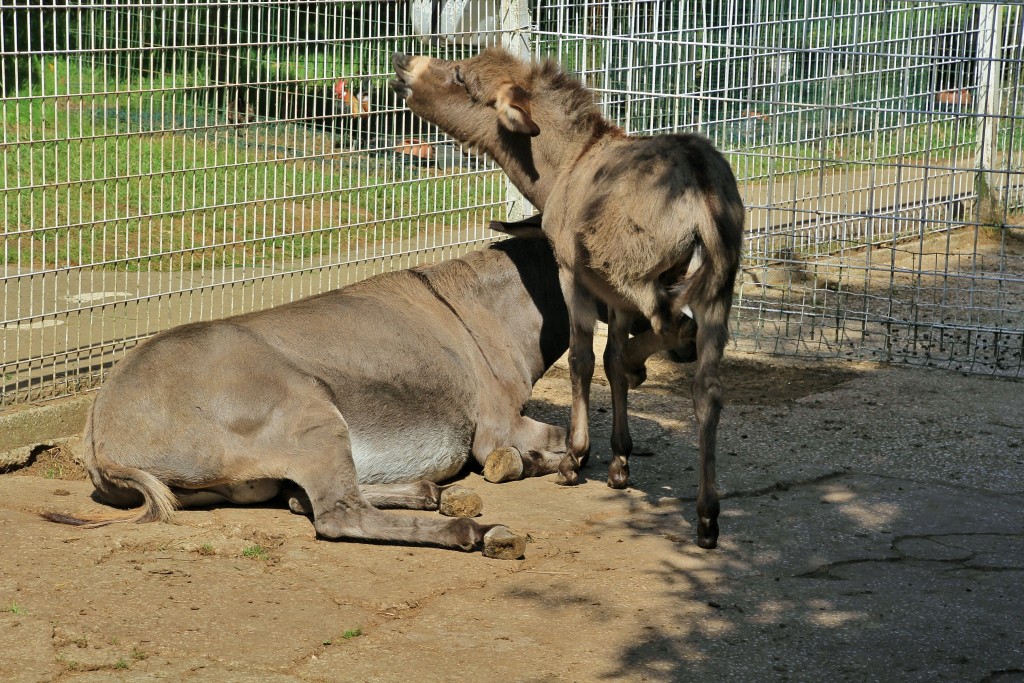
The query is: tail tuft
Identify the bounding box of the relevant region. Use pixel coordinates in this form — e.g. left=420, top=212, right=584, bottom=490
left=40, top=511, right=97, bottom=526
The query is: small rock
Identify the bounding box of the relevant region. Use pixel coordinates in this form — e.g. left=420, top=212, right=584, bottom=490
left=439, top=486, right=483, bottom=518
left=482, top=526, right=526, bottom=560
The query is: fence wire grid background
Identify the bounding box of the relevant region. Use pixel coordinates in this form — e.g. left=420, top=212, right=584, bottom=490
left=2, top=0, right=1023, bottom=406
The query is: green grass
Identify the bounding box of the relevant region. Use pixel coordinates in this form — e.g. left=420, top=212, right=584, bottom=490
left=341, top=627, right=362, bottom=639
left=3, top=56, right=505, bottom=270
left=3, top=601, right=27, bottom=615
left=241, top=544, right=270, bottom=561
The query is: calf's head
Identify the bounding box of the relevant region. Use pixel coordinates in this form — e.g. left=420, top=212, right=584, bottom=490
left=392, top=48, right=615, bottom=210
left=392, top=49, right=540, bottom=141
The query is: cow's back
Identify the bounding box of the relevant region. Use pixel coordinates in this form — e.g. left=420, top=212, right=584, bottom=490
left=88, top=239, right=565, bottom=485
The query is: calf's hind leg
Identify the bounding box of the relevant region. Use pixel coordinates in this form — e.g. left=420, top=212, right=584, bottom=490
left=557, top=271, right=599, bottom=486
left=688, top=296, right=731, bottom=550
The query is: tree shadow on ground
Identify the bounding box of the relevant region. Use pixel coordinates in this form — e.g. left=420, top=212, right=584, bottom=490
left=511, top=356, right=1024, bottom=682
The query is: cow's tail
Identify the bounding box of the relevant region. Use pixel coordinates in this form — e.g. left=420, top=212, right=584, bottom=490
left=40, top=404, right=178, bottom=528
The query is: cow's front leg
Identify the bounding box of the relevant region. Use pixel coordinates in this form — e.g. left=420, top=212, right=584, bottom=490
left=604, top=307, right=634, bottom=489
left=557, top=270, right=598, bottom=486
left=287, top=481, right=483, bottom=518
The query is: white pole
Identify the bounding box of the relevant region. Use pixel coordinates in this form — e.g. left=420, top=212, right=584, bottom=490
left=500, top=0, right=533, bottom=221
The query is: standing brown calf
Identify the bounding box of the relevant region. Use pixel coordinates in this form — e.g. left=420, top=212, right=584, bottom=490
left=392, top=48, right=744, bottom=548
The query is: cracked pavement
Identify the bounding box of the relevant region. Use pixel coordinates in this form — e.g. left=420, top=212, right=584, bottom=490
left=1, top=345, right=1022, bottom=682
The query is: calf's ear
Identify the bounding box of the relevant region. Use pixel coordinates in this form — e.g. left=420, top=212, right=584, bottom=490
left=496, top=85, right=540, bottom=136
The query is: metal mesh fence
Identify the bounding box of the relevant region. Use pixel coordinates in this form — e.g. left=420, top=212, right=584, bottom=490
left=531, top=0, right=1024, bottom=377
left=2, top=1, right=512, bottom=405
left=3, top=1, right=1023, bottom=406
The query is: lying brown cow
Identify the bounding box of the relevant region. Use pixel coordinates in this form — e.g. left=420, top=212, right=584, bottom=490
left=46, top=238, right=591, bottom=559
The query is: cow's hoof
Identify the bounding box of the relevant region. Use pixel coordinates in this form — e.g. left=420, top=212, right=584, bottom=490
left=439, top=486, right=483, bottom=518
left=483, top=447, right=524, bottom=483
left=556, top=471, right=581, bottom=486
left=287, top=493, right=312, bottom=516
left=482, top=526, right=526, bottom=560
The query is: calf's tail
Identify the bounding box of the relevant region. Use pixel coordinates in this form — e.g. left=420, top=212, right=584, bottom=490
left=678, top=194, right=744, bottom=314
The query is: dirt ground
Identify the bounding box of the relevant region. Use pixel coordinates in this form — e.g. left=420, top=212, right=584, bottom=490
left=1, top=346, right=1023, bottom=682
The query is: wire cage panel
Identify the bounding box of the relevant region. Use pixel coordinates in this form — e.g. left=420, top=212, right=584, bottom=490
left=3, top=0, right=1023, bottom=406
left=531, top=0, right=1024, bottom=376
left=2, top=1, right=511, bottom=404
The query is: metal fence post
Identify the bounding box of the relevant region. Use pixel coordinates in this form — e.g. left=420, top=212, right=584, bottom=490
left=975, top=2, right=1005, bottom=226
left=500, top=0, right=532, bottom=221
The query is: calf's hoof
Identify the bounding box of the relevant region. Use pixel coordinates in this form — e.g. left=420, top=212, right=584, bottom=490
left=556, top=454, right=582, bottom=486
left=483, top=447, right=524, bottom=483
left=696, top=518, right=719, bottom=550
left=482, top=526, right=526, bottom=560
left=607, top=458, right=630, bottom=489
left=439, top=486, right=483, bottom=518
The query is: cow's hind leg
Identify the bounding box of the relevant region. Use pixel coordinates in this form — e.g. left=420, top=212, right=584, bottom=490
left=276, top=389, right=515, bottom=555
left=286, top=481, right=483, bottom=518
left=174, top=479, right=282, bottom=508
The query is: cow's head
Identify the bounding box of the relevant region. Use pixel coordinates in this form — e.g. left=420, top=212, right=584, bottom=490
left=391, top=48, right=540, bottom=139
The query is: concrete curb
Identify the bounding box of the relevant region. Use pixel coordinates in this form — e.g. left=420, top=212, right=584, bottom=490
left=0, top=395, right=92, bottom=470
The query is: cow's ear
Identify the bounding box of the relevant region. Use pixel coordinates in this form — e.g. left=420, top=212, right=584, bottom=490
left=496, top=84, right=540, bottom=136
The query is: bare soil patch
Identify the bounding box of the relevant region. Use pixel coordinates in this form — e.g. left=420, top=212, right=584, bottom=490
left=8, top=444, right=86, bottom=481
left=1, top=351, right=1022, bottom=682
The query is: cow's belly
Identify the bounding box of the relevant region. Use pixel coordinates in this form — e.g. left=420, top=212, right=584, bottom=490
left=349, top=427, right=471, bottom=485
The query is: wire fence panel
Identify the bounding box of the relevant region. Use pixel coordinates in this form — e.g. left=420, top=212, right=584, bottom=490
left=2, top=1, right=1022, bottom=406
left=531, top=0, right=1024, bottom=377
left=2, top=1, right=511, bottom=405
